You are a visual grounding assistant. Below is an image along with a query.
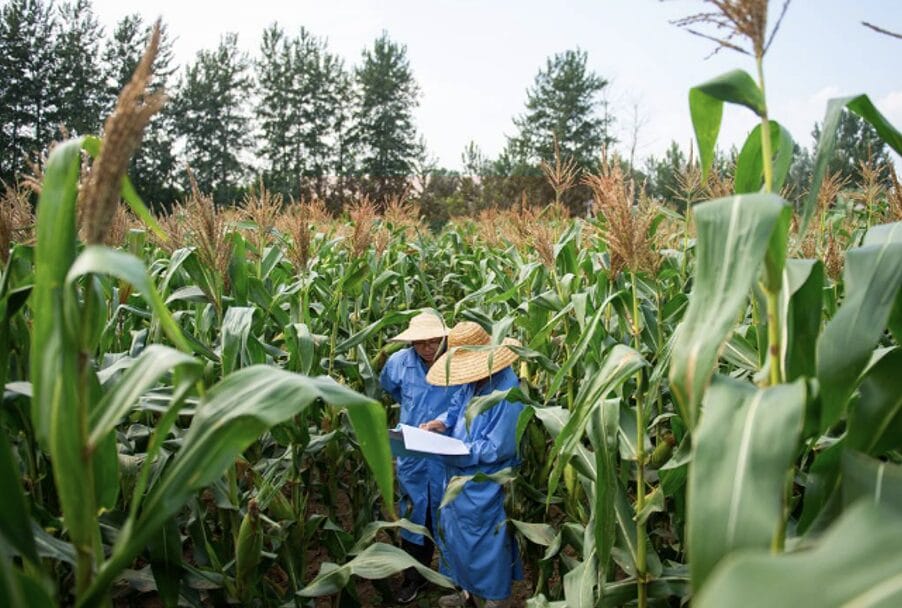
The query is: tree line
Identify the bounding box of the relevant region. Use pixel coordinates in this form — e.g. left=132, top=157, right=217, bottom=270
left=0, top=0, right=892, bottom=221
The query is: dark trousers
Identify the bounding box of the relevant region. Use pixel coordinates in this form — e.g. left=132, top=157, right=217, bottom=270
left=401, top=506, right=434, bottom=584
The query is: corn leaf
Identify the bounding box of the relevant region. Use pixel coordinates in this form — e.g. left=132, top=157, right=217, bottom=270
left=30, top=138, right=82, bottom=447
left=82, top=367, right=390, bottom=606
left=88, top=345, right=202, bottom=448
left=66, top=246, right=191, bottom=353
left=298, top=542, right=454, bottom=597
left=842, top=450, right=902, bottom=517
left=696, top=502, right=902, bottom=608
left=847, top=348, right=902, bottom=455
left=689, top=70, right=765, bottom=178
left=669, top=194, right=787, bottom=429
left=688, top=376, right=806, bottom=591
left=0, top=432, right=38, bottom=565
left=800, top=95, right=902, bottom=239
left=734, top=121, right=794, bottom=194
left=782, top=260, right=824, bottom=384
left=816, top=222, right=902, bottom=432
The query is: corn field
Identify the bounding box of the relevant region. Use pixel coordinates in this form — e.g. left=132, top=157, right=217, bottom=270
left=2, top=6, right=902, bottom=608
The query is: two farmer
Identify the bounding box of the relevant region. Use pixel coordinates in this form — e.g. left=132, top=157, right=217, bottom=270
left=380, top=312, right=523, bottom=608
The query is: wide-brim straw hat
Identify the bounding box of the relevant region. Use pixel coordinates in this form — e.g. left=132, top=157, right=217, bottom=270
left=426, top=321, right=520, bottom=386
left=388, top=312, right=450, bottom=342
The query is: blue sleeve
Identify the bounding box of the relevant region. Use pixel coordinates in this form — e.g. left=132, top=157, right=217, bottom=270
left=380, top=351, right=404, bottom=403
left=444, top=398, right=523, bottom=467
left=437, top=384, right=474, bottom=431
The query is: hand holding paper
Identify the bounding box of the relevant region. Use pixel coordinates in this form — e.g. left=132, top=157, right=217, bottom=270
left=389, top=423, right=469, bottom=457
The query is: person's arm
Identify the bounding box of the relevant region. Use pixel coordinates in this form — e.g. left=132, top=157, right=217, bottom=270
left=420, top=384, right=474, bottom=433
left=379, top=353, right=403, bottom=403
left=443, top=397, right=522, bottom=468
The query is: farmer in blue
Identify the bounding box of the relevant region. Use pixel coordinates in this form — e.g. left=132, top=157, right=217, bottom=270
left=380, top=312, right=469, bottom=604
left=421, top=321, right=525, bottom=608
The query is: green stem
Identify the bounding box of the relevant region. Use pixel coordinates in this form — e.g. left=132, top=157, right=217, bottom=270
left=756, top=56, right=774, bottom=193
left=765, top=289, right=783, bottom=386
left=631, top=272, right=648, bottom=608
left=772, top=468, right=794, bottom=552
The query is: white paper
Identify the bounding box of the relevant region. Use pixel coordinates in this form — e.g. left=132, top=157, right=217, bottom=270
left=398, top=424, right=470, bottom=456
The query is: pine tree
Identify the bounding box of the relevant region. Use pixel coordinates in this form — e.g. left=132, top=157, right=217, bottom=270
left=256, top=26, right=353, bottom=202
left=509, top=48, right=613, bottom=169
left=173, top=33, right=252, bottom=204
left=0, top=0, right=58, bottom=182
left=352, top=31, right=420, bottom=204
left=52, top=0, right=105, bottom=137
left=256, top=24, right=294, bottom=198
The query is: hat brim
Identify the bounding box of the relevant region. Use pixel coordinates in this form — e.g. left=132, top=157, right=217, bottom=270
left=426, top=338, right=520, bottom=386
left=388, top=326, right=449, bottom=342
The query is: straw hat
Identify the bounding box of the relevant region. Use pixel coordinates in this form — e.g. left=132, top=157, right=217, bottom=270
left=426, top=321, right=520, bottom=386
left=388, top=312, right=450, bottom=342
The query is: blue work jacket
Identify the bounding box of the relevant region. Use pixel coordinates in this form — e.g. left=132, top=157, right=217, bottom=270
left=436, top=366, right=524, bottom=601
left=380, top=347, right=468, bottom=545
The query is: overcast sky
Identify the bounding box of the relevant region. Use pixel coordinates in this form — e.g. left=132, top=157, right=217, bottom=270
left=88, top=0, right=902, bottom=170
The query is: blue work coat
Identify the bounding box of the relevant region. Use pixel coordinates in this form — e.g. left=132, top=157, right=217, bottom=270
left=380, top=347, right=468, bottom=545
left=436, top=366, right=524, bottom=601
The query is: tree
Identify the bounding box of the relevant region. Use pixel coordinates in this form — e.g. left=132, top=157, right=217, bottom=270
left=0, top=0, right=58, bottom=182
left=52, top=0, right=105, bottom=137
left=352, top=31, right=420, bottom=204
left=811, top=110, right=893, bottom=187
left=644, top=141, right=687, bottom=202
left=103, top=15, right=178, bottom=208
left=173, top=33, right=252, bottom=204
left=508, top=48, right=613, bottom=169
left=256, top=26, right=353, bottom=203
left=256, top=24, right=295, bottom=198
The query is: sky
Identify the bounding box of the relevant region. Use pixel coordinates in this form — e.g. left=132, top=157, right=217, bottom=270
left=87, top=0, right=902, bottom=170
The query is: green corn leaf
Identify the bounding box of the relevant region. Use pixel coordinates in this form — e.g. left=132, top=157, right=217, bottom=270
left=563, top=553, right=597, bottom=608
left=334, top=310, right=416, bottom=354
left=440, top=467, right=515, bottom=509
left=464, top=386, right=540, bottom=429
left=688, top=376, right=806, bottom=591
left=286, top=323, right=317, bottom=375
left=689, top=70, right=765, bottom=178
left=734, top=121, right=794, bottom=194
left=782, top=260, right=824, bottom=383
left=842, top=450, right=902, bottom=517
left=88, top=345, right=202, bottom=448
left=588, top=397, right=618, bottom=581
left=797, top=439, right=845, bottom=537
left=221, top=306, right=255, bottom=375
left=547, top=345, right=645, bottom=503
left=228, top=233, right=248, bottom=305
left=816, top=223, right=902, bottom=432
left=847, top=348, right=902, bottom=455
left=0, top=432, right=38, bottom=565
left=148, top=517, right=182, bottom=608
left=30, top=138, right=82, bottom=448
left=347, top=519, right=433, bottom=556
left=81, top=367, right=390, bottom=607
left=298, top=542, right=454, bottom=597
left=510, top=520, right=557, bottom=548
left=696, top=502, right=902, bottom=608
left=612, top=483, right=662, bottom=579
left=0, top=559, right=55, bottom=608
left=669, top=194, right=788, bottom=429
left=799, top=95, right=902, bottom=240
left=66, top=246, right=191, bottom=353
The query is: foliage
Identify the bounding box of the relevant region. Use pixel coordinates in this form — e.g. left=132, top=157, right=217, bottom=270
left=352, top=31, right=420, bottom=204
left=172, top=33, right=252, bottom=203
